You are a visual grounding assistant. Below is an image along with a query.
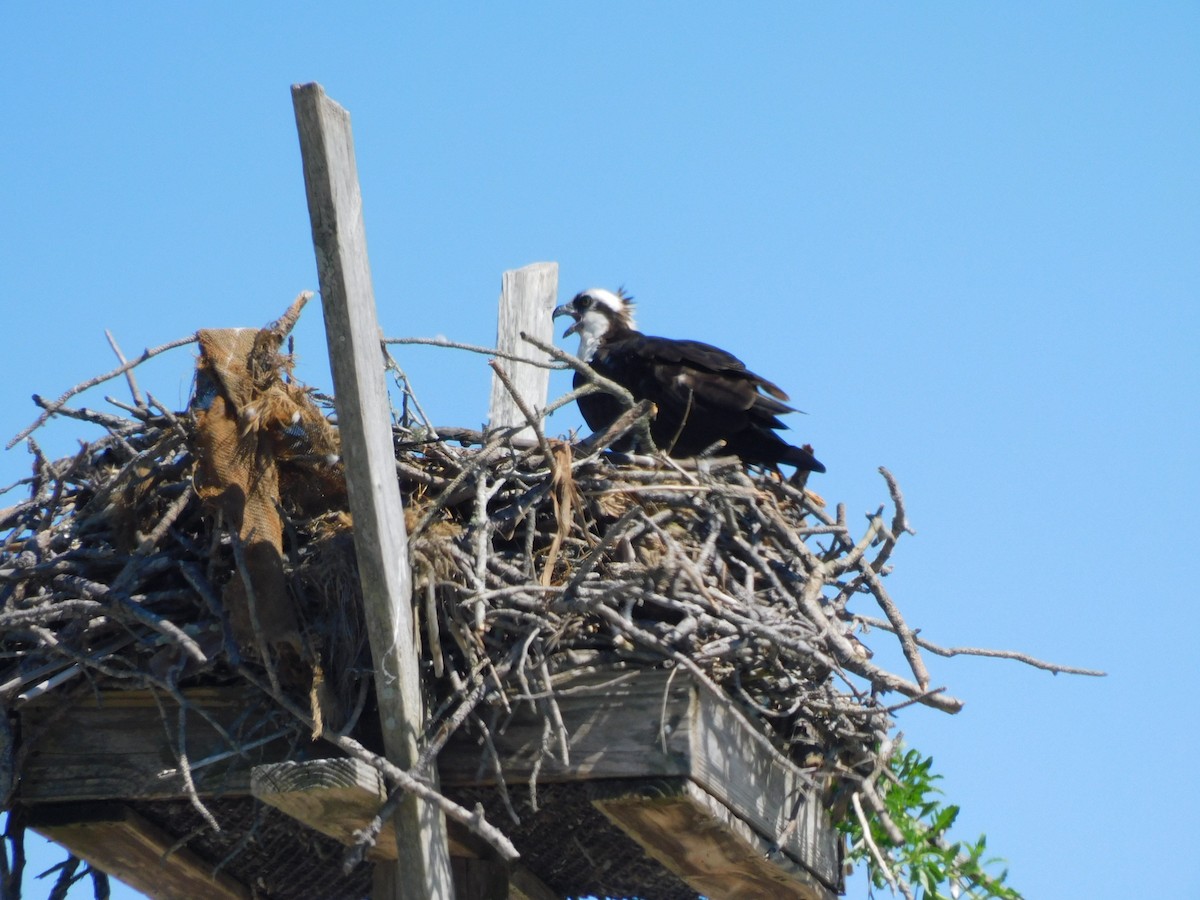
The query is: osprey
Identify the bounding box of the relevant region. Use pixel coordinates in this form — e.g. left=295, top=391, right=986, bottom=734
left=552, top=288, right=825, bottom=473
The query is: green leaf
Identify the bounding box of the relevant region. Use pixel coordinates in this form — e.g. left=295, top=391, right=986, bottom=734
left=840, top=742, right=1024, bottom=900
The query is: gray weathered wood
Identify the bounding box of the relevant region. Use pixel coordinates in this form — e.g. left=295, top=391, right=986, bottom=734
left=437, top=666, right=694, bottom=785
left=291, top=81, right=453, bottom=899
left=18, top=665, right=841, bottom=895
left=691, top=675, right=842, bottom=884
left=488, top=262, right=558, bottom=436
left=17, top=687, right=292, bottom=802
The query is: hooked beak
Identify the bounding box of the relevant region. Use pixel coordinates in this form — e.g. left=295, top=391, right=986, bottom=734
left=551, top=303, right=581, bottom=338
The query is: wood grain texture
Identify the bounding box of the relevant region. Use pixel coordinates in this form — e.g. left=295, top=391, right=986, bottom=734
left=17, top=687, right=291, bottom=803
left=437, top=667, right=694, bottom=786
left=291, top=81, right=453, bottom=899
left=488, top=262, right=558, bottom=437
left=252, top=758, right=395, bottom=860
left=450, top=858, right=507, bottom=900
left=30, top=803, right=250, bottom=900
left=593, top=779, right=835, bottom=900
left=690, top=676, right=842, bottom=886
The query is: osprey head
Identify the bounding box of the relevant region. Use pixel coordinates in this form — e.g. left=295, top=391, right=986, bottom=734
left=552, top=288, right=635, bottom=361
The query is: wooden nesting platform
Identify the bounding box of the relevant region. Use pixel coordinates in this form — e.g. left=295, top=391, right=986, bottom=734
left=11, top=667, right=841, bottom=899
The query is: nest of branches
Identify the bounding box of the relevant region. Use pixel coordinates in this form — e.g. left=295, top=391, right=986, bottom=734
left=0, top=305, right=1098, bottom=885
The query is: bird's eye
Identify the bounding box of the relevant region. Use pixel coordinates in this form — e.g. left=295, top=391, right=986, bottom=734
left=579, top=296, right=593, bottom=309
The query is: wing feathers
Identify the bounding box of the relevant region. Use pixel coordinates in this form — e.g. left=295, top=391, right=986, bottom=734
left=632, top=335, right=793, bottom=405
left=584, top=327, right=822, bottom=472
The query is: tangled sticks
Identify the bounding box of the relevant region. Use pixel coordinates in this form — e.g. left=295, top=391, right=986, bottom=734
left=0, top=308, right=1102, bottom=879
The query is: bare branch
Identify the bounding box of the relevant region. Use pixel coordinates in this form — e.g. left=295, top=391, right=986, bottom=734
left=7, top=334, right=197, bottom=449
left=854, top=615, right=1107, bottom=677
left=384, top=335, right=561, bottom=370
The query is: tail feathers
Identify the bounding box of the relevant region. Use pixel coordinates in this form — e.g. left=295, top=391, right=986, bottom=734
left=783, top=443, right=825, bottom=474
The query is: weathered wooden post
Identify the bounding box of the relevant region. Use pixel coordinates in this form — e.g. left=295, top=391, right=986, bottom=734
left=291, top=82, right=454, bottom=899
left=488, top=262, right=558, bottom=434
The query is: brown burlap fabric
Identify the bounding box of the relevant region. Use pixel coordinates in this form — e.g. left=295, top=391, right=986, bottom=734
left=190, top=324, right=338, bottom=659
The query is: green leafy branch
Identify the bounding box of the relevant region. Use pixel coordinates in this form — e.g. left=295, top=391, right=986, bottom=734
left=838, top=743, right=1022, bottom=900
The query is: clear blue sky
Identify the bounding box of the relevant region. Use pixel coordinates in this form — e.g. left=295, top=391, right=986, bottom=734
left=3, top=4, right=1197, bottom=898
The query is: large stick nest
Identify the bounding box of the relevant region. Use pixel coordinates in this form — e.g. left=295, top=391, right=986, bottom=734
left=0, top=301, right=1096, bottom=880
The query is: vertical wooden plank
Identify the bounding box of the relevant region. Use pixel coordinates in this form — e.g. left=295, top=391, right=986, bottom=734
left=451, top=859, right=507, bottom=900
left=488, top=262, right=558, bottom=435
left=291, top=81, right=454, bottom=899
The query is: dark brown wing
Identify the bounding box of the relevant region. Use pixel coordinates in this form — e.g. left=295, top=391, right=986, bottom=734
left=632, top=337, right=793, bottom=402
left=621, top=335, right=795, bottom=434
left=586, top=331, right=823, bottom=471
